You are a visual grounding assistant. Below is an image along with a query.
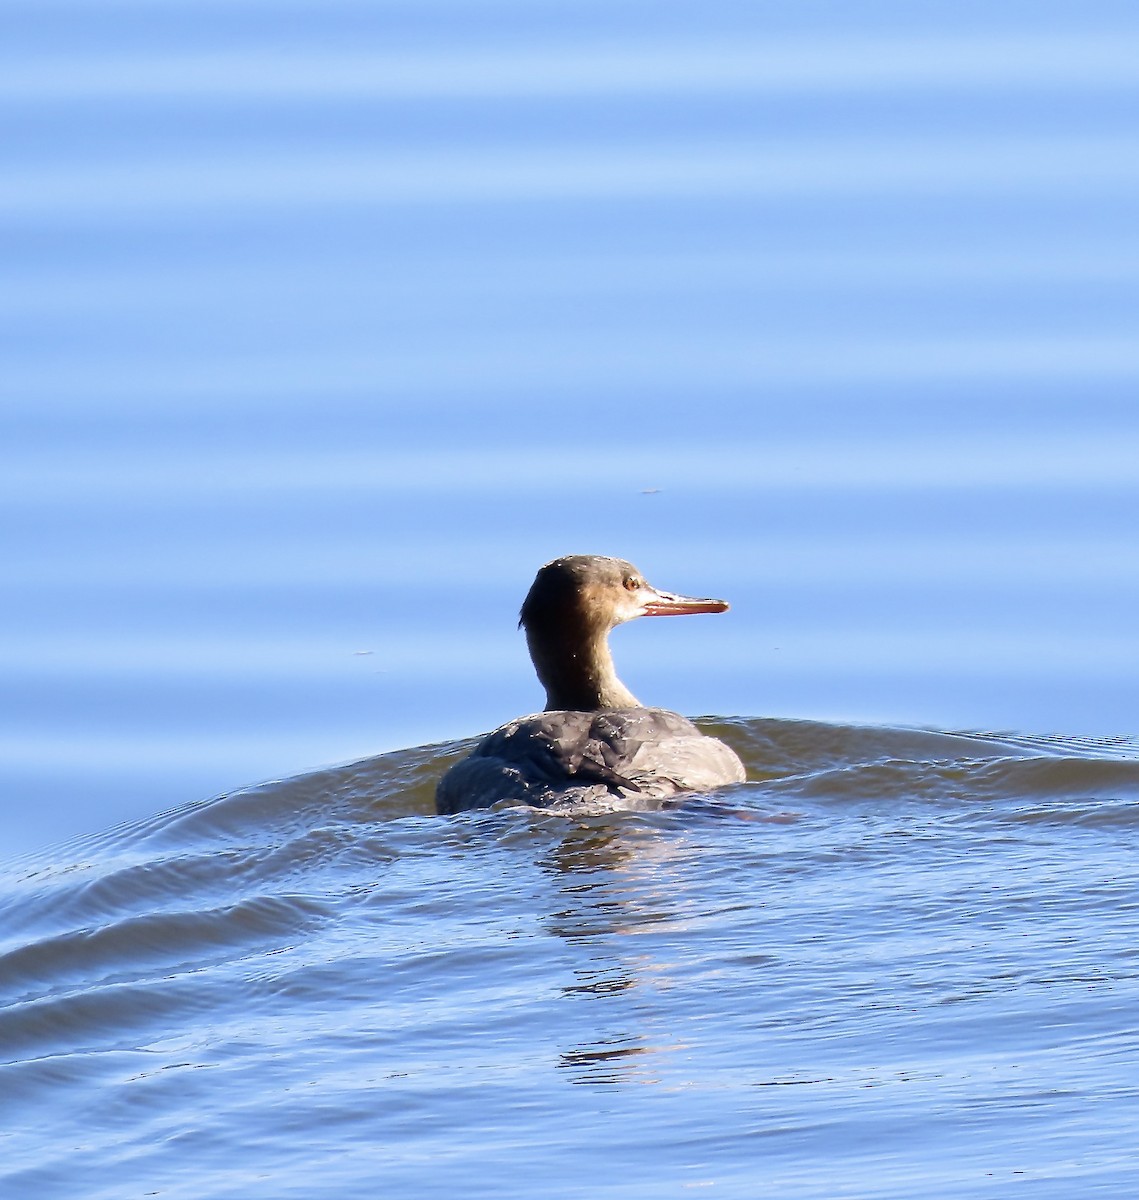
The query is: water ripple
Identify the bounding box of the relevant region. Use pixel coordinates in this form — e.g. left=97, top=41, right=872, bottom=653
left=2, top=715, right=1138, bottom=1197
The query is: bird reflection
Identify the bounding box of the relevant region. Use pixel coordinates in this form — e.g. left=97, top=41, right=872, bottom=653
left=557, top=1035, right=678, bottom=1087
left=561, top=966, right=635, bottom=998
left=537, top=815, right=699, bottom=1087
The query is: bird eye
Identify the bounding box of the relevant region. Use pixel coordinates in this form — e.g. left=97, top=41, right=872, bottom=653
left=624, top=577, right=642, bottom=591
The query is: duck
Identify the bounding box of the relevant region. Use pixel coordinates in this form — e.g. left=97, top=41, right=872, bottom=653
left=435, top=554, right=746, bottom=814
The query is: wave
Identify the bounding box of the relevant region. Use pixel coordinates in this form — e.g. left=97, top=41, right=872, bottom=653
left=2, top=712, right=1138, bottom=1200
left=2, top=715, right=1137, bottom=1067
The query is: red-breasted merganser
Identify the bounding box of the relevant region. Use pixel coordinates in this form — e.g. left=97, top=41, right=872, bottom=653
left=436, top=555, right=746, bottom=814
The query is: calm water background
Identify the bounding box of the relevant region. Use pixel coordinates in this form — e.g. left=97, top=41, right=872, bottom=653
left=2, top=1, right=1139, bottom=1195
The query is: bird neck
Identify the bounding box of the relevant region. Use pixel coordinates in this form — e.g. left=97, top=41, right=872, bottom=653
left=525, top=623, right=640, bottom=711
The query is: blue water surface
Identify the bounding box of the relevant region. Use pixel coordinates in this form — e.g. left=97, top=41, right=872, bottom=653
left=1, top=6, right=1139, bottom=1190
left=5, top=0, right=1137, bottom=853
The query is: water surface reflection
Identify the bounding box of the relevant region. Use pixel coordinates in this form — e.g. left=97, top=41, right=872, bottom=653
left=539, top=814, right=735, bottom=1086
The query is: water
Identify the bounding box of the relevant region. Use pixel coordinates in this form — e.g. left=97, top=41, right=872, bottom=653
left=3, top=720, right=1139, bottom=1198
left=3, top=0, right=1139, bottom=1192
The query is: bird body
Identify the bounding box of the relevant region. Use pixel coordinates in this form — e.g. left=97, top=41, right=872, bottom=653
left=436, top=555, right=745, bottom=813
left=436, top=707, right=744, bottom=814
